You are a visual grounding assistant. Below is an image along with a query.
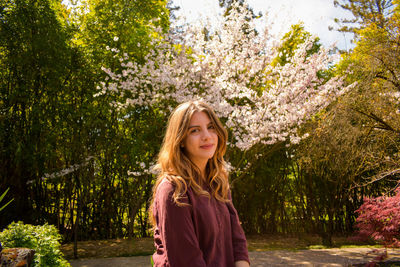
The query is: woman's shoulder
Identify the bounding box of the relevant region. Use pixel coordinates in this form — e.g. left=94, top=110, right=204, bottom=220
left=156, top=176, right=174, bottom=194
left=155, top=174, right=191, bottom=207
left=156, top=174, right=187, bottom=195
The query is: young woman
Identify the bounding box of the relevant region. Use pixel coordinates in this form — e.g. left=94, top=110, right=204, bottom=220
left=149, top=101, right=250, bottom=267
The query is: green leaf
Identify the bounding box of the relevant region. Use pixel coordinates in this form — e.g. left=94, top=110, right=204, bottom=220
left=0, top=188, right=9, bottom=202
left=0, top=188, right=14, bottom=212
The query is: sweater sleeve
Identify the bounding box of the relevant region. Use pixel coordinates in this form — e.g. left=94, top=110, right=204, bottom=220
left=227, top=190, right=250, bottom=264
left=156, top=181, right=207, bottom=267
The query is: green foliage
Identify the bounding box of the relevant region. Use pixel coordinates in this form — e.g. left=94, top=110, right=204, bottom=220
left=0, top=222, right=70, bottom=267
left=231, top=143, right=296, bottom=234
left=333, top=0, right=400, bottom=171
left=0, top=0, right=169, bottom=243
left=293, top=102, right=373, bottom=246
left=77, top=0, right=170, bottom=66
left=273, top=23, right=321, bottom=66
left=0, top=188, right=13, bottom=212
left=298, top=0, right=400, bottom=246
left=0, top=0, right=396, bottom=246
left=333, top=0, right=394, bottom=35
left=218, top=0, right=262, bottom=18
left=0, top=0, right=75, bottom=224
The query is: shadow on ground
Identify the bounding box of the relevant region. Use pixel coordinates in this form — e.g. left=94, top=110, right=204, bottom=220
left=69, top=248, right=400, bottom=267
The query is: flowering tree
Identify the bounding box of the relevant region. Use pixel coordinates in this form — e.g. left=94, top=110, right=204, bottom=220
left=96, top=3, right=353, bottom=169
left=354, top=187, right=400, bottom=247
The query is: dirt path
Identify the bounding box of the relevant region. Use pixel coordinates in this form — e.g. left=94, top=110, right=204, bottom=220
left=68, top=248, right=400, bottom=266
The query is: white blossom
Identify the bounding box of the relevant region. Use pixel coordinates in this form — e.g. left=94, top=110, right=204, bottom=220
left=98, top=3, right=353, bottom=152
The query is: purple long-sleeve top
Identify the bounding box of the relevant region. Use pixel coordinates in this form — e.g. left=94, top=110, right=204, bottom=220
left=152, top=179, right=250, bottom=267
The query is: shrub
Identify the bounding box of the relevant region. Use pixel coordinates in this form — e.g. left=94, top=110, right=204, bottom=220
left=0, top=221, right=70, bottom=267
left=354, top=187, right=400, bottom=247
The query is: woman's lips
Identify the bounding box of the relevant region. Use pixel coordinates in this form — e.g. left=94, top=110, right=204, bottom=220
left=200, top=144, right=214, bottom=149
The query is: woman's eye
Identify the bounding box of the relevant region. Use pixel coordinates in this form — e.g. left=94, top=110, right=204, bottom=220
left=208, top=125, right=215, bottom=130
left=191, top=128, right=199, bottom=133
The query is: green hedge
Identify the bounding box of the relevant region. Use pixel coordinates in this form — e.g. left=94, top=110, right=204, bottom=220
left=0, top=222, right=70, bottom=267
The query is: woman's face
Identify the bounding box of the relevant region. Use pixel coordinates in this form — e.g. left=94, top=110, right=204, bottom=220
left=182, top=111, right=218, bottom=169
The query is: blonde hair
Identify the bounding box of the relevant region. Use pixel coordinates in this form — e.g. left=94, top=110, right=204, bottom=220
left=149, top=101, right=230, bottom=226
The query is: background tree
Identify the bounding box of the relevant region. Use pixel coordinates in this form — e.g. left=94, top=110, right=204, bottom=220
left=76, top=0, right=169, bottom=66
left=1, top=0, right=398, bottom=246
left=72, top=0, right=170, bottom=241
left=334, top=0, right=400, bottom=186
left=0, top=0, right=171, bottom=245
left=97, top=3, right=356, bottom=240
left=0, top=0, right=85, bottom=226
left=272, top=23, right=321, bottom=66
left=333, top=0, right=394, bottom=34
left=292, top=94, right=398, bottom=246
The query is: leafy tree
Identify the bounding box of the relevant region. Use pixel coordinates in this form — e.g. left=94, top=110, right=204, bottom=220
left=70, top=0, right=171, bottom=240
left=333, top=0, right=394, bottom=34
left=293, top=0, right=400, bottom=245
left=334, top=0, right=400, bottom=187
left=0, top=0, right=172, bottom=248
left=76, top=0, right=170, bottom=66
left=354, top=187, right=400, bottom=247
left=218, top=0, right=261, bottom=17
left=272, top=23, right=321, bottom=66
left=292, top=94, right=398, bottom=246
left=98, top=3, right=354, bottom=239
left=0, top=0, right=82, bottom=226
left=232, top=144, right=294, bottom=234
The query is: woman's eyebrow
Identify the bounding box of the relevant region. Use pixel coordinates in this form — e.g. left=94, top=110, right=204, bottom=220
left=188, top=125, right=200, bottom=129
left=188, top=122, right=212, bottom=129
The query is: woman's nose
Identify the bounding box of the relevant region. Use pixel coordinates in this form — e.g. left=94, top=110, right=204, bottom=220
left=202, top=129, right=211, bottom=140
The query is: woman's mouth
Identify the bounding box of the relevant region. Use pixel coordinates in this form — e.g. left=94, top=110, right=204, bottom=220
left=200, top=144, right=214, bottom=149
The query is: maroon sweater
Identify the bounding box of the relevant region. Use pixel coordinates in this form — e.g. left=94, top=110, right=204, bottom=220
left=152, top=179, right=250, bottom=267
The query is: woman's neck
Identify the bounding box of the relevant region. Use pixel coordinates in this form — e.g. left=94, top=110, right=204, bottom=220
left=191, top=159, right=208, bottom=181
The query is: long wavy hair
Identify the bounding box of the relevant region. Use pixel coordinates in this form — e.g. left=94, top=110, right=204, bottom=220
left=149, top=101, right=230, bottom=226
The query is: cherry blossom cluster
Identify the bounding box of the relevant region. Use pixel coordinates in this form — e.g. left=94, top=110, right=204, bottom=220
left=127, top=161, right=158, bottom=177
left=96, top=3, right=354, bottom=151
left=27, top=156, right=95, bottom=185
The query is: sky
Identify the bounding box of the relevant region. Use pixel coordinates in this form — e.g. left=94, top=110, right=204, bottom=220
left=172, top=0, right=356, bottom=51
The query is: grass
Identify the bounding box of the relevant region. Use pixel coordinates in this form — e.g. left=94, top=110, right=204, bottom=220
left=60, top=234, right=379, bottom=260
left=246, top=234, right=380, bottom=251
left=61, top=238, right=155, bottom=259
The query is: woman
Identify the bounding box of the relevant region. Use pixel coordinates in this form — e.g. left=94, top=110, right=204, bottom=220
left=149, top=101, right=250, bottom=267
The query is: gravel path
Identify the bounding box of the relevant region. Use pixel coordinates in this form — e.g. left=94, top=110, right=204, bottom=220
left=69, top=248, right=400, bottom=266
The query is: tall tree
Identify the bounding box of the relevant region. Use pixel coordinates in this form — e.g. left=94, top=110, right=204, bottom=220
left=72, top=0, right=171, bottom=240
left=218, top=0, right=261, bottom=18
left=272, top=22, right=321, bottom=66
left=335, top=0, right=399, bottom=133
left=77, top=0, right=170, bottom=67
left=333, top=0, right=394, bottom=34
left=0, top=0, right=92, bottom=226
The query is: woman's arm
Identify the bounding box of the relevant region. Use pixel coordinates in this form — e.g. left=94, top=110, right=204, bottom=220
left=156, top=181, right=207, bottom=267
left=227, top=190, right=250, bottom=265
left=235, top=260, right=250, bottom=267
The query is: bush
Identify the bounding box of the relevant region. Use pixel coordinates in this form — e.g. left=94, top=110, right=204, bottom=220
left=0, top=221, right=70, bottom=267
left=354, top=188, right=400, bottom=247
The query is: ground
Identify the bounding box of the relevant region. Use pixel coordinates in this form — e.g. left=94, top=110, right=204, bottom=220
left=68, top=248, right=400, bottom=267
left=60, top=234, right=374, bottom=259
left=61, top=235, right=400, bottom=266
